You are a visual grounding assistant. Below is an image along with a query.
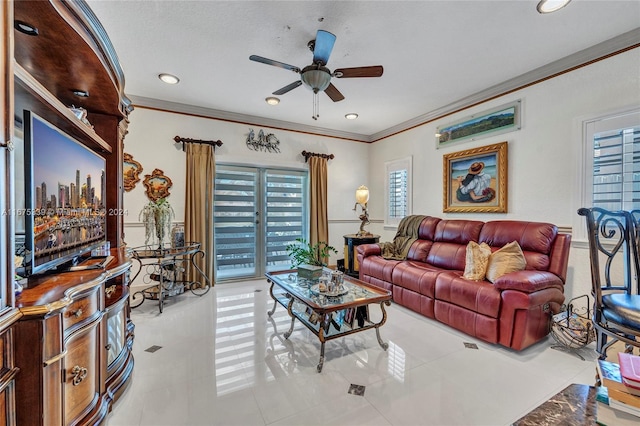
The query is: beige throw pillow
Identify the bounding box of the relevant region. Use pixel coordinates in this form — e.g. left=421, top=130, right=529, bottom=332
left=463, top=241, right=492, bottom=281
left=485, top=241, right=526, bottom=283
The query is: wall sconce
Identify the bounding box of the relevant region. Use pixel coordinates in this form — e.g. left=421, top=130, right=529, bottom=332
left=353, top=185, right=371, bottom=236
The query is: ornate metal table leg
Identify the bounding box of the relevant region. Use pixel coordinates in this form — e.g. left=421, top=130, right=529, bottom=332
left=317, top=342, right=325, bottom=373
left=317, top=313, right=331, bottom=372
left=375, top=301, right=390, bottom=350
left=283, top=298, right=295, bottom=339
left=189, top=250, right=212, bottom=296
left=267, top=280, right=278, bottom=317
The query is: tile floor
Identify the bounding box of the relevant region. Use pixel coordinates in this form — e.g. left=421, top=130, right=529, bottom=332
left=107, top=279, right=599, bottom=426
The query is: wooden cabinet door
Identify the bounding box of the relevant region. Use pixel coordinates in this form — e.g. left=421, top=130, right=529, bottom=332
left=63, top=323, right=101, bottom=425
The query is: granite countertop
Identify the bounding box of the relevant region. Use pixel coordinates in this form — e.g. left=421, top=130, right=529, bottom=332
left=512, top=383, right=596, bottom=426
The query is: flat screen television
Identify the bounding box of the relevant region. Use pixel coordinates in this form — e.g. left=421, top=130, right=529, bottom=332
left=23, top=110, right=107, bottom=275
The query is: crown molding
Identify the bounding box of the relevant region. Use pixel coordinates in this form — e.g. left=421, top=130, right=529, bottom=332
left=369, top=28, right=640, bottom=142
left=129, top=28, right=639, bottom=144
left=129, top=96, right=372, bottom=142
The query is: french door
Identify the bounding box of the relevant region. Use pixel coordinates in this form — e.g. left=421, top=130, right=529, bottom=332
left=214, top=165, right=308, bottom=280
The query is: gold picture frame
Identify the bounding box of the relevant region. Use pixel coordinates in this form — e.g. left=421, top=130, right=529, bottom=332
left=443, top=141, right=508, bottom=213
left=123, top=153, right=143, bottom=192
left=143, top=168, right=173, bottom=202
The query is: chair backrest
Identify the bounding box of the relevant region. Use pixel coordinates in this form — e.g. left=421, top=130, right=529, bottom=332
left=578, top=207, right=639, bottom=306
left=630, top=209, right=640, bottom=292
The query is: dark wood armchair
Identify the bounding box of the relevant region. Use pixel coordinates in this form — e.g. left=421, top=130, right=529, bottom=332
left=578, top=207, right=640, bottom=359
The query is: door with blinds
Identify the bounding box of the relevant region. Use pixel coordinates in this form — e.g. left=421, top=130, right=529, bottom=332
left=214, top=165, right=308, bottom=280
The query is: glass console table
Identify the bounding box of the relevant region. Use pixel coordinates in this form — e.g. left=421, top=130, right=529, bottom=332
left=130, top=242, right=211, bottom=313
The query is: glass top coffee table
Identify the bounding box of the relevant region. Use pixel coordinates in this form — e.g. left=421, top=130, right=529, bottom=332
left=265, top=269, right=392, bottom=372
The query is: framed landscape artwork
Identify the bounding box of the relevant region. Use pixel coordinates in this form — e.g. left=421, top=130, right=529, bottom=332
left=436, top=100, right=520, bottom=148
left=443, top=141, right=508, bottom=213
left=123, top=153, right=142, bottom=192
left=143, top=168, right=173, bottom=202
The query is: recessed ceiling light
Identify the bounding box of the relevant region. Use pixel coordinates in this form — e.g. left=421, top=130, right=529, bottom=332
left=158, top=73, right=180, bottom=84
left=345, top=113, right=358, bottom=120
left=265, top=97, right=280, bottom=105
left=14, top=20, right=38, bottom=36
left=72, top=89, right=89, bottom=98
left=536, top=0, right=571, bottom=14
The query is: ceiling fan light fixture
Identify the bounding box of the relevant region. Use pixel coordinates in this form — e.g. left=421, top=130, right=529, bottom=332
left=536, top=0, right=571, bottom=14
left=265, top=97, right=280, bottom=105
left=158, top=73, right=180, bottom=84
left=300, top=66, right=331, bottom=92
left=345, top=113, right=358, bottom=120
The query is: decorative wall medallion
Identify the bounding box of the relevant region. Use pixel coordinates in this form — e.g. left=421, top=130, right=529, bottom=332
left=143, top=168, right=173, bottom=202
left=123, top=153, right=143, bottom=192
left=246, top=128, right=280, bottom=152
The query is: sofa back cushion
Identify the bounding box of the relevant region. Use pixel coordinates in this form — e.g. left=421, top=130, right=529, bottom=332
left=406, top=217, right=441, bottom=262
left=479, top=221, right=558, bottom=271
left=427, top=220, right=484, bottom=270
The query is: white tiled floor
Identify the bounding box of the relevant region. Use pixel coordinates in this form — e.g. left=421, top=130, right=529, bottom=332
left=107, top=279, right=598, bottom=426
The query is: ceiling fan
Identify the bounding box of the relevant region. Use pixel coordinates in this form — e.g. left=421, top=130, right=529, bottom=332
left=250, top=30, right=383, bottom=119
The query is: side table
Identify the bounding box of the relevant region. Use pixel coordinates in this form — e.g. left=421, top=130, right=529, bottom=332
left=343, top=234, right=380, bottom=278
left=129, top=242, right=211, bottom=313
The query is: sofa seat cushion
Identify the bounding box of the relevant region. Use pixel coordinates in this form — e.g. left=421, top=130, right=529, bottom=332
left=391, top=261, right=449, bottom=298
left=359, top=255, right=401, bottom=283
left=435, top=271, right=502, bottom=318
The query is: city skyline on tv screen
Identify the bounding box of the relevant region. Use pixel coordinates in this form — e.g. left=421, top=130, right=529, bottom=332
left=32, top=117, right=105, bottom=211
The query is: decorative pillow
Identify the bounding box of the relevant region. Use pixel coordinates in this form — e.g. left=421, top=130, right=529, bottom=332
left=485, top=241, right=526, bottom=283
left=463, top=241, right=492, bottom=281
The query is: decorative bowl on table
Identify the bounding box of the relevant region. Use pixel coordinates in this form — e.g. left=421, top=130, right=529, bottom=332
left=310, top=283, right=348, bottom=298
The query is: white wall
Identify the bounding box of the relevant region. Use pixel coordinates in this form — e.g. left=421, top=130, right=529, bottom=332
left=123, top=48, right=640, bottom=301
left=368, top=48, right=640, bottom=301
left=122, top=109, right=370, bottom=263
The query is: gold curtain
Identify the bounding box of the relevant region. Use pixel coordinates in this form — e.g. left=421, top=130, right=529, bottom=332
left=184, top=143, right=215, bottom=286
left=308, top=156, right=328, bottom=248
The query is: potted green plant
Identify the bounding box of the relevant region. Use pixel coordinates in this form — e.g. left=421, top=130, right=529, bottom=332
left=139, top=198, right=175, bottom=248
left=286, top=238, right=338, bottom=280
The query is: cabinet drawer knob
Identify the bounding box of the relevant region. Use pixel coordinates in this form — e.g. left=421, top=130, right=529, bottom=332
left=72, top=308, right=83, bottom=318
left=105, top=344, right=112, bottom=351
left=71, top=365, right=88, bottom=386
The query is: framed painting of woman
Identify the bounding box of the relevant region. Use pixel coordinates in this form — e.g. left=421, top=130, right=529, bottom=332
left=443, top=142, right=508, bottom=213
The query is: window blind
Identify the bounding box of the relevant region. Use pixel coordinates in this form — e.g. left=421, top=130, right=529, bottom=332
left=592, top=126, right=640, bottom=211
left=388, top=169, right=408, bottom=219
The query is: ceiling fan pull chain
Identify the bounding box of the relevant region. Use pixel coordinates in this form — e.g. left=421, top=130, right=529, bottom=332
left=312, top=92, right=319, bottom=120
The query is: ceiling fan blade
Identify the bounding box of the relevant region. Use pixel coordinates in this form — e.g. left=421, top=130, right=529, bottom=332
left=334, top=66, right=384, bottom=78
left=324, top=83, right=344, bottom=102
left=273, top=80, right=302, bottom=95
left=312, top=30, right=336, bottom=65
left=250, top=55, right=300, bottom=73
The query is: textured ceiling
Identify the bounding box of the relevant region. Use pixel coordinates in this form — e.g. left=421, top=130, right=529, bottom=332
left=86, top=0, right=640, bottom=140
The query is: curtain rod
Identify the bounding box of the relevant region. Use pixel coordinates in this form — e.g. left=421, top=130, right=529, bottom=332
left=301, top=150, right=335, bottom=163
left=174, top=135, right=223, bottom=151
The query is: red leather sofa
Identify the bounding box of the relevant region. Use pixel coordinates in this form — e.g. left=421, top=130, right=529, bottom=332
left=357, top=217, right=571, bottom=350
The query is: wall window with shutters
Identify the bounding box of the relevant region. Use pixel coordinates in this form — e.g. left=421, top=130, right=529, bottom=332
left=578, top=109, right=639, bottom=240
left=385, top=156, right=412, bottom=227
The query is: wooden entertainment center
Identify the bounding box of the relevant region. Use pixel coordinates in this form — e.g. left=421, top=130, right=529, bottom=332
left=0, top=1, right=134, bottom=424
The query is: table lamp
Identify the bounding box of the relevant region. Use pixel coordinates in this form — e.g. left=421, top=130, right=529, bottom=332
left=353, top=185, right=371, bottom=236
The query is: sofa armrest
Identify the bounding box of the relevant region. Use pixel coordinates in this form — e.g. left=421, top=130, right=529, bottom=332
left=493, top=270, right=564, bottom=293
left=357, top=243, right=381, bottom=258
